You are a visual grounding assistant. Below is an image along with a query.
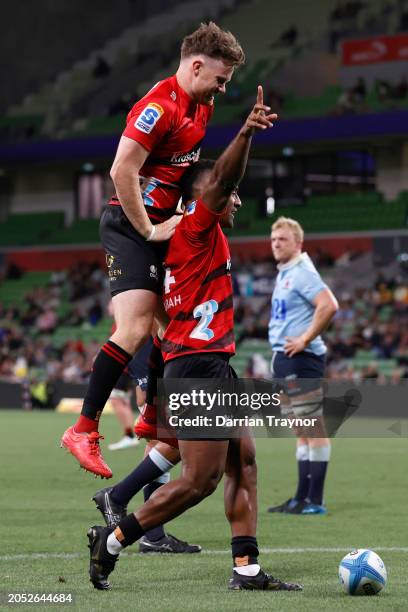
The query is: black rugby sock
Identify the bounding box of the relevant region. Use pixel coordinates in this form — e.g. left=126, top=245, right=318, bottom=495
left=143, top=482, right=166, bottom=541
left=308, top=461, right=328, bottom=505
left=81, top=340, right=131, bottom=421
left=294, top=460, right=310, bottom=502
left=114, top=514, right=145, bottom=548
left=231, top=536, right=259, bottom=567
left=111, top=456, right=164, bottom=506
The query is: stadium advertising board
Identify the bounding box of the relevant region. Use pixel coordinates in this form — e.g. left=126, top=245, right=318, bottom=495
left=341, top=34, right=408, bottom=66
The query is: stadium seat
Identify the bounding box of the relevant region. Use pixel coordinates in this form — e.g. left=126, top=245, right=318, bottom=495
left=0, top=272, right=52, bottom=307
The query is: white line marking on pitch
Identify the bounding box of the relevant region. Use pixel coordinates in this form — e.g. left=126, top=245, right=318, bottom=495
left=1, top=547, right=407, bottom=561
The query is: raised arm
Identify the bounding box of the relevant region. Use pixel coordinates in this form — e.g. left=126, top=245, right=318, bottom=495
left=202, top=86, right=277, bottom=212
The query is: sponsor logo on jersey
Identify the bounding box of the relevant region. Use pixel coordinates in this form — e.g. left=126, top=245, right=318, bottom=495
left=106, top=254, right=115, bottom=268
left=170, top=90, right=177, bottom=101
left=185, top=201, right=197, bottom=215
left=134, top=103, right=164, bottom=134
left=170, top=146, right=201, bottom=165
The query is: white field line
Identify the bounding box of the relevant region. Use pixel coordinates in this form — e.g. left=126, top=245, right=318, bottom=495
left=1, top=547, right=407, bottom=561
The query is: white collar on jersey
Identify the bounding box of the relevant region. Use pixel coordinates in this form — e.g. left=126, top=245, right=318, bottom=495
left=277, top=251, right=310, bottom=271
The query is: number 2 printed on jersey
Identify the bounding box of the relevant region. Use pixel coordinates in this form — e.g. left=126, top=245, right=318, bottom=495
left=272, top=298, right=286, bottom=321
left=190, top=299, right=219, bottom=341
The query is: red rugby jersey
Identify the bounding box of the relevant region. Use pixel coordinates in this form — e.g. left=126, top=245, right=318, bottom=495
left=161, top=198, right=235, bottom=362
left=110, top=75, right=213, bottom=222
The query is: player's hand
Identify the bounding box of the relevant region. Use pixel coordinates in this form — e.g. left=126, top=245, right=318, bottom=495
left=240, top=86, right=278, bottom=136
left=284, top=335, right=308, bottom=357
left=149, top=214, right=182, bottom=242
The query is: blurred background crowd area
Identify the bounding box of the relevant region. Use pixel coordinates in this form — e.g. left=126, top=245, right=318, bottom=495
left=2, top=0, right=408, bottom=405
left=1, top=250, right=407, bottom=392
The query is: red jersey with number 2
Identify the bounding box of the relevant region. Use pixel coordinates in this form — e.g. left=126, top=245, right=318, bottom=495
left=161, top=198, right=235, bottom=362
left=109, top=75, right=213, bottom=222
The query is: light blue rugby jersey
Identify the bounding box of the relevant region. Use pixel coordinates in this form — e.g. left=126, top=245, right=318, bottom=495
left=268, top=253, right=328, bottom=356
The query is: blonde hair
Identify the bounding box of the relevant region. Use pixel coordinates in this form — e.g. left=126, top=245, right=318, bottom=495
left=271, top=216, right=304, bottom=243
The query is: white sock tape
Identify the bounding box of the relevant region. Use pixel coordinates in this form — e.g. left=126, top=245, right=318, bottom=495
left=149, top=447, right=175, bottom=472
left=309, top=444, right=331, bottom=462
left=296, top=443, right=309, bottom=462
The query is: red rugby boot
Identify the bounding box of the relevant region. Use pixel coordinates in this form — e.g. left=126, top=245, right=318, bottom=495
left=134, top=410, right=179, bottom=449
left=134, top=413, right=157, bottom=440
left=61, top=426, right=112, bottom=478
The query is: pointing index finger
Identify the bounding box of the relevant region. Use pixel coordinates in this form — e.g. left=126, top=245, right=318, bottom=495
left=257, top=85, right=263, bottom=107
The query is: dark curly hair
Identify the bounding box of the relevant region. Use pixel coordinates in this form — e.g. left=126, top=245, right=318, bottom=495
left=180, top=159, right=215, bottom=202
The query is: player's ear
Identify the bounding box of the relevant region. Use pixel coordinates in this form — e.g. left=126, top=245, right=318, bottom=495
left=192, top=59, right=203, bottom=76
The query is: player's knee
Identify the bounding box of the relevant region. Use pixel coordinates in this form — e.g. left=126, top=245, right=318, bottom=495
left=242, top=446, right=256, bottom=467
left=113, top=324, right=151, bottom=354
left=184, top=470, right=222, bottom=502
left=241, top=449, right=257, bottom=481
left=239, top=436, right=256, bottom=467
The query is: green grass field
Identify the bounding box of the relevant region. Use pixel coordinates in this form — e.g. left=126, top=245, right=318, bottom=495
left=1, top=410, right=407, bottom=611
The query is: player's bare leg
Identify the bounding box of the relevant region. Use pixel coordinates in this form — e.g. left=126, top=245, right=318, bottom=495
left=224, top=435, right=257, bottom=537
left=110, top=290, right=157, bottom=354
left=132, top=440, right=229, bottom=529
left=225, top=435, right=302, bottom=591
left=88, top=441, right=228, bottom=586
left=61, top=289, right=157, bottom=478
left=133, top=440, right=200, bottom=553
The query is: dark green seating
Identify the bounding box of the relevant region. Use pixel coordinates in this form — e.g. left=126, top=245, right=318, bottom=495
left=0, top=212, right=65, bottom=246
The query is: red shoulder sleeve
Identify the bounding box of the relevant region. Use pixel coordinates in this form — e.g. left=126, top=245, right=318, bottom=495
left=123, top=84, right=175, bottom=152
left=182, top=198, right=224, bottom=238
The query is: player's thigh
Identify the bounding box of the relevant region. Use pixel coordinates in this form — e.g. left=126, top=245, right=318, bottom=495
left=112, top=289, right=157, bottom=332
left=100, top=204, right=166, bottom=297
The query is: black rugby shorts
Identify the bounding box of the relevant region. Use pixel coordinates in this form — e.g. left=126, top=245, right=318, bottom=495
left=163, top=352, right=236, bottom=379
left=100, top=205, right=167, bottom=296
left=163, top=353, right=236, bottom=441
